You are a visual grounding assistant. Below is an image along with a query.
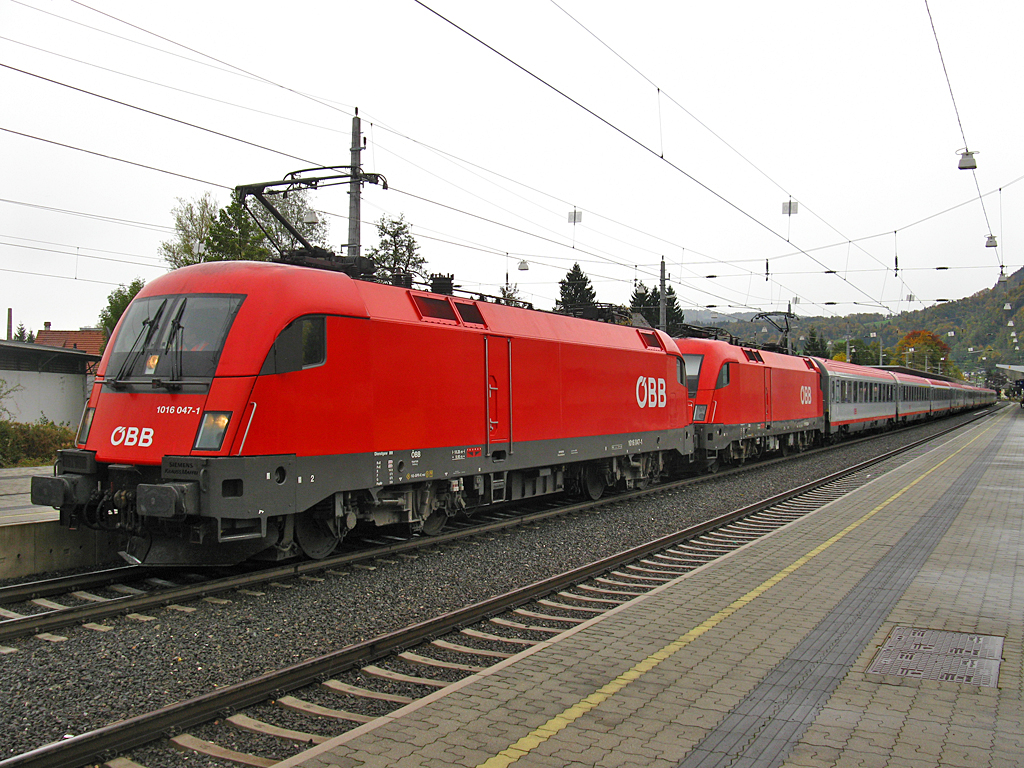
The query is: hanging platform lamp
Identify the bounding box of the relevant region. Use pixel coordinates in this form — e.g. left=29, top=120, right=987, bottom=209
left=957, top=149, right=977, bottom=170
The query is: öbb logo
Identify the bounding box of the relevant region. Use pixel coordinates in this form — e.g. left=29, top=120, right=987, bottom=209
left=800, top=385, right=813, bottom=405
left=110, top=426, right=154, bottom=447
left=635, top=376, right=667, bottom=409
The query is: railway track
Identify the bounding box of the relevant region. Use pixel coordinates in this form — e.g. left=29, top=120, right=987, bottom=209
left=0, top=406, right=999, bottom=768
left=0, top=408, right=995, bottom=648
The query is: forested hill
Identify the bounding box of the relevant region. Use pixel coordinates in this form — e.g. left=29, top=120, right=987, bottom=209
left=690, top=266, right=1024, bottom=372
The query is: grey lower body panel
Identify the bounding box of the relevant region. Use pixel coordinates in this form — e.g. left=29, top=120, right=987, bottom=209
left=694, top=417, right=824, bottom=453
left=161, top=426, right=695, bottom=521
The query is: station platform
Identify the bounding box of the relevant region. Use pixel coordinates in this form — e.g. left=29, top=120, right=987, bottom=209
left=0, top=465, right=55, bottom=525
left=280, top=404, right=1023, bottom=768
left=0, top=466, right=120, bottom=578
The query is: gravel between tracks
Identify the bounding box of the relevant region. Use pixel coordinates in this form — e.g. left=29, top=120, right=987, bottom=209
left=0, top=413, right=991, bottom=762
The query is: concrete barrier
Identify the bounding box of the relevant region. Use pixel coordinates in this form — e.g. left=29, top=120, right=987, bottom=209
left=0, top=521, right=123, bottom=579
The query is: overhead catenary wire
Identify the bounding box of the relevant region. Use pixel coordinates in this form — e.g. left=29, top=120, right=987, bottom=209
left=17, top=0, right=951, bottom=314
left=410, top=0, right=915, bottom=316
left=0, top=0, right=1007, bottom=319
left=924, top=0, right=998, bottom=267
left=545, top=0, right=915, bottom=291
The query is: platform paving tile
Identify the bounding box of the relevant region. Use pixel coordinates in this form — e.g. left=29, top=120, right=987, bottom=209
left=289, top=411, right=1024, bottom=768
left=940, top=742, right=995, bottom=768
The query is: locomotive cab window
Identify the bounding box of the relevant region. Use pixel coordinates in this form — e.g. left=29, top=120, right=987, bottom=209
left=107, top=293, right=244, bottom=384
left=680, top=354, right=703, bottom=397
left=261, top=316, right=326, bottom=375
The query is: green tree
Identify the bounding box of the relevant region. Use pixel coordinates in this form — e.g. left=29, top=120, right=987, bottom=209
left=12, top=323, right=31, bottom=343
left=159, top=192, right=219, bottom=269
left=250, top=189, right=328, bottom=254
left=160, top=191, right=327, bottom=269
left=555, top=263, right=598, bottom=313
left=802, top=327, right=830, bottom=357
left=366, top=214, right=424, bottom=279
left=629, top=282, right=684, bottom=332
left=499, top=283, right=525, bottom=306
left=207, top=198, right=271, bottom=262
left=98, top=277, right=146, bottom=338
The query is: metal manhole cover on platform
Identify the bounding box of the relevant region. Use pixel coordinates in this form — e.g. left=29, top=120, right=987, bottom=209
left=868, top=626, right=1003, bottom=687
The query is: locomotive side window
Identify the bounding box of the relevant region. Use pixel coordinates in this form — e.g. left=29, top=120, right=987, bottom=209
left=454, top=301, right=486, bottom=326
left=261, top=315, right=326, bottom=375
left=301, top=316, right=326, bottom=367
left=681, top=354, right=703, bottom=397
left=639, top=331, right=663, bottom=349
left=715, top=362, right=732, bottom=389
left=413, top=295, right=458, bottom=322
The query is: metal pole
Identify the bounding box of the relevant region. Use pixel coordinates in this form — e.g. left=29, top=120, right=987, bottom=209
left=786, top=302, right=792, bottom=355
left=659, top=258, right=667, bottom=332
left=348, top=109, right=362, bottom=257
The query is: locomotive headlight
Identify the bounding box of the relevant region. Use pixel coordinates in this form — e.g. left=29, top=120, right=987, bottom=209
left=693, top=404, right=708, bottom=422
left=76, top=407, right=95, bottom=445
left=193, top=411, right=232, bottom=451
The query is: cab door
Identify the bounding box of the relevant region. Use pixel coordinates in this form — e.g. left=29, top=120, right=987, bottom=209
left=485, top=336, right=512, bottom=457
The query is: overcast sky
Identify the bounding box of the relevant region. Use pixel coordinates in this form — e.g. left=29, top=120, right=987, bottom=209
left=2, top=0, right=1022, bottom=335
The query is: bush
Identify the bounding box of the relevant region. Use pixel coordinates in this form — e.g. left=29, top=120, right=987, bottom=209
left=0, top=417, right=76, bottom=467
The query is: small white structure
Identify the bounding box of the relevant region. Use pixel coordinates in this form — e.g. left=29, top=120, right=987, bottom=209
left=0, top=340, right=99, bottom=426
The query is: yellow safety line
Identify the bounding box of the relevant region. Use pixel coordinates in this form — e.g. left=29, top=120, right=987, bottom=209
left=477, top=420, right=996, bottom=767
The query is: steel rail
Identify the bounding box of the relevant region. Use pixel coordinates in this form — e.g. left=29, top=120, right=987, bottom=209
left=0, top=406, right=1000, bottom=768
left=0, top=565, right=145, bottom=606
left=0, top=407, right=997, bottom=644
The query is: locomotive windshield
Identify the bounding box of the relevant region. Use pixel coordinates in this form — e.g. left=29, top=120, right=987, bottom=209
left=680, top=354, right=703, bottom=397
left=107, top=294, right=245, bottom=385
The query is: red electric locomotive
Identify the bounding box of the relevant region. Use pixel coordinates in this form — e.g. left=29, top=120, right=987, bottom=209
left=32, top=261, right=695, bottom=565
left=673, top=337, right=824, bottom=468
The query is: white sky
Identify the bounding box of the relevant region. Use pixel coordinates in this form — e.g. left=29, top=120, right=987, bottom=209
left=2, top=0, right=1022, bottom=334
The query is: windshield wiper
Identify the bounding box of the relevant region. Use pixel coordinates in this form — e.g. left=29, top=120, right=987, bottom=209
left=110, top=299, right=167, bottom=389
left=152, top=299, right=187, bottom=391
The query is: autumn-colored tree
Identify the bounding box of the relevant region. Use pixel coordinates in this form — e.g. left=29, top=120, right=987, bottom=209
left=895, top=330, right=951, bottom=373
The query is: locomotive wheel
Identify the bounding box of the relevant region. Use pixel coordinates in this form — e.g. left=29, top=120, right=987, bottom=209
left=294, top=510, right=340, bottom=560
left=583, top=465, right=606, bottom=501
left=421, top=510, right=448, bottom=536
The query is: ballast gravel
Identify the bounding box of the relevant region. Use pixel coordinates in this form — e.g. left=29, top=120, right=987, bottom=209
left=0, top=414, right=988, bottom=764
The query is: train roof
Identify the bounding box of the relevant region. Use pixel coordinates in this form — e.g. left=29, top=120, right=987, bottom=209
left=115, top=261, right=677, bottom=376
left=673, top=336, right=817, bottom=372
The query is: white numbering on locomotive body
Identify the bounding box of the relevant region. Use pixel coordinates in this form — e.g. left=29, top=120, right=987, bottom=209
left=155, top=406, right=202, bottom=415
left=635, top=376, right=667, bottom=408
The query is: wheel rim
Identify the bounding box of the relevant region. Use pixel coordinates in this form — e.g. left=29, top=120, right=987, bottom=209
left=584, top=465, right=605, bottom=500
left=294, top=511, right=339, bottom=560
left=421, top=511, right=448, bottom=536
